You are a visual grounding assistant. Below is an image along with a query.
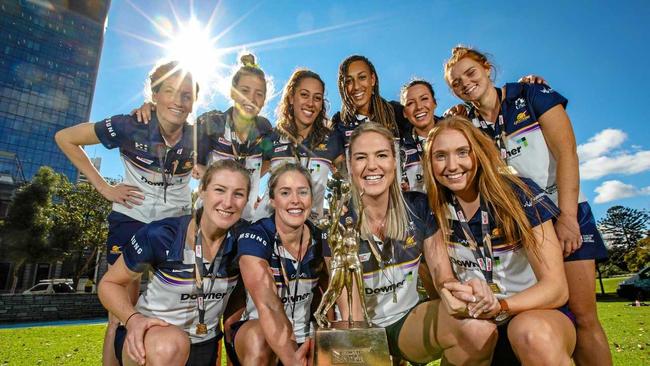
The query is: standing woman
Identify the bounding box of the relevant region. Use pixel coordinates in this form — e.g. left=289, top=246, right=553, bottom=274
left=444, top=46, right=611, bottom=365
left=255, top=69, right=344, bottom=220
left=423, top=116, right=575, bottom=365
left=98, top=160, right=251, bottom=366
left=335, top=122, right=500, bottom=365
left=230, top=163, right=323, bottom=366
left=55, top=61, right=202, bottom=366
left=399, top=79, right=439, bottom=193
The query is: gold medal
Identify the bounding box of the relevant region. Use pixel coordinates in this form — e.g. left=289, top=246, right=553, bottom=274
left=489, top=282, right=501, bottom=294
left=196, top=323, right=207, bottom=335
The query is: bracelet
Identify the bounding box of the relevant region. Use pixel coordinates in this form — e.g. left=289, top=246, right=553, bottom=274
left=124, top=311, right=141, bottom=327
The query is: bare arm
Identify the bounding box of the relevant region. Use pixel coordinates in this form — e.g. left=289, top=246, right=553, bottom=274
left=55, top=123, right=144, bottom=207
left=239, top=255, right=302, bottom=366
left=538, top=104, right=582, bottom=256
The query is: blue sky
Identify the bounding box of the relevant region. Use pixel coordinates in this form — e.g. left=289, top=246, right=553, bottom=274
left=87, top=0, right=650, bottom=220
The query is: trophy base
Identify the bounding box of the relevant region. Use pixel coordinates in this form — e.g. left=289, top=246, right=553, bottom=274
left=313, top=321, right=391, bottom=365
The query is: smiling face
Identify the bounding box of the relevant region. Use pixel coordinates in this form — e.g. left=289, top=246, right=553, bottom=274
left=429, top=128, right=477, bottom=196
left=231, top=73, right=267, bottom=118
left=349, top=131, right=396, bottom=199
left=152, top=73, right=195, bottom=127
left=290, top=77, right=324, bottom=131
left=199, top=169, right=249, bottom=231
left=344, top=60, right=376, bottom=115
left=403, top=84, right=437, bottom=132
left=447, top=57, right=492, bottom=103
left=271, top=170, right=313, bottom=231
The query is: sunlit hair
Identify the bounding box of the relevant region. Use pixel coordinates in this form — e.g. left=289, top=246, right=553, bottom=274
left=148, top=60, right=200, bottom=100
left=268, top=162, right=314, bottom=200
left=276, top=69, right=330, bottom=149
left=443, top=45, right=495, bottom=86
left=337, top=55, right=398, bottom=136
left=232, top=53, right=266, bottom=90
left=400, top=78, right=436, bottom=105
left=200, top=159, right=251, bottom=196
left=348, top=123, right=409, bottom=241
left=422, top=116, right=540, bottom=257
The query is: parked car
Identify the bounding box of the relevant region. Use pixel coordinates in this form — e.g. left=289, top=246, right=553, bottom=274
left=617, top=266, right=650, bottom=300
left=22, top=279, right=76, bottom=294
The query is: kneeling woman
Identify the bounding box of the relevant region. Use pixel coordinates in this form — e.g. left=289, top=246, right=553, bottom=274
left=340, top=122, right=500, bottom=365
left=423, top=116, right=575, bottom=365
left=98, top=160, right=251, bottom=366
left=231, top=163, right=324, bottom=366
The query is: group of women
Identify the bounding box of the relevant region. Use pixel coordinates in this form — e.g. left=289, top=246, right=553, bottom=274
left=54, top=45, right=611, bottom=366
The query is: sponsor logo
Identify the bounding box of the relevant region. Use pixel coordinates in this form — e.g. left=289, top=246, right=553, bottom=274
left=281, top=292, right=311, bottom=304
left=540, top=87, right=554, bottom=94
left=505, top=137, right=528, bottom=159
left=450, top=257, right=479, bottom=269
left=218, top=137, right=231, bottom=146
left=180, top=292, right=227, bottom=301
left=515, top=98, right=526, bottom=110
left=274, top=145, right=288, bottom=153
left=135, top=156, right=153, bottom=165
left=365, top=279, right=406, bottom=295
left=130, top=236, right=143, bottom=255
left=135, top=142, right=148, bottom=152
left=238, top=232, right=268, bottom=246
left=140, top=175, right=173, bottom=187
left=514, top=111, right=530, bottom=125
left=105, top=119, right=116, bottom=137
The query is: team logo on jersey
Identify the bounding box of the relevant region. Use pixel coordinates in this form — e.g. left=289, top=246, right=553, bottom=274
left=359, top=253, right=371, bottom=262
left=274, top=145, right=288, bottom=153
left=491, top=227, right=502, bottom=238
left=218, top=137, right=232, bottom=146
left=514, top=111, right=530, bottom=125
left=135, top=156, right=154, bottom=165
left=515, top=98, right=526, bottom=110
left=315, top=143, right=328, bottom=151
left=540, top=87, right=554, bottom=94
left=110, top=245, right=121, bottom=254
left=134, top=142, right=148, bottom=152
left=404, top=235, right=416, bottom=248
left=183, top=161, right=193, bottom=169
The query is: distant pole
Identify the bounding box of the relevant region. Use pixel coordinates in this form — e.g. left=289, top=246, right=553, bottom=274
left=597, top=263, right=605, bottom=295
left=93, top=248, right=102, bottom=293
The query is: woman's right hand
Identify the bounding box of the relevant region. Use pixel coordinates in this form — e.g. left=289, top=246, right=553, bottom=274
left=443, top=104, right=469, bottom=118
left=124, top=313, right=170, bottom=365
left=294, top=338, right=312, bottom=366
left=99, top=183, right=144, bottom=208
left=439, top=287, right=469, bottom=317
left=131, top=102, right=155, bottom=124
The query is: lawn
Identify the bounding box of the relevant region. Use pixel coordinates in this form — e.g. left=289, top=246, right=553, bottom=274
left=1, top=276, right=648, bottom=365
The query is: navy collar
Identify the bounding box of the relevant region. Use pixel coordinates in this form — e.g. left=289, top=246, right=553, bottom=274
left=261, top=215, right=321, bottom=265
left=149, top=113, right=193, bottom=152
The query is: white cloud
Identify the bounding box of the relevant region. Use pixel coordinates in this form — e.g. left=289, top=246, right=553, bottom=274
left=593, top=180, right=650, bottom=203
left=580, top=150, right=650, bottom=180
left=577, top=128, right=627, bottom=160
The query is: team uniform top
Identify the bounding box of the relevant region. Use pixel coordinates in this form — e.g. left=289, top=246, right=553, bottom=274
left=331, top=101, right=409, bottom=147
left=94, top=114, right=202, bottom=223
left=398, top=118, right=439, bottom=193
left=122, top=215, right=243, bottom=343
left=445, top=178, right=558, bottom=298
left=197, top=107, right=273, bottom=220
left=324, top=192, right=438, bottom=328
left=236, top=217, right=326, bottom=343
left=254, top=129, right=344, bottom=220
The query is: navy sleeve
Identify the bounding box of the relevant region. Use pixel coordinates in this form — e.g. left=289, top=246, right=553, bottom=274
left=237, top=226, right=273, bottom=262
left=195, top=119, right=210, bottom=165
left=390, top=100, right=410, bottom=138
left=328, top=127, right=345, bottom=161
left=262, top=130, right=279, bottom=161
left=93, top=114, right=133, bottom=149
left=527, top=84, right=568, bottom=119
left=515, top=178, right=559, bottom=228
left=404, top=191, right=438, bottom=238
left=122, top=222, right=176, bottom=273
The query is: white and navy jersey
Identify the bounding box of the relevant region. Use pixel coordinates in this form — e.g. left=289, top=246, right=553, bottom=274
left=197, top=108, right=274, bottom=220
left=254, top=129, right=344, bottom=220
left=445, top=178, right=558, bottom=298
left=237, top=217, right=326, bottom=343
left=324, top=192, right=438, bottom=328
left=467, top=83, right=586, bottom=205
left=122, top=215, right=243, bottom=343
left=399, top=132, right=426, bottom=193
left=332, top=101, right=408, bottom=148
left=94, top=114, right=204, bottom=223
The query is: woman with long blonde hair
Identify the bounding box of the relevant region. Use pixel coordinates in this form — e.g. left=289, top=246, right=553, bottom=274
left=423, top=116, right=575, bottom=365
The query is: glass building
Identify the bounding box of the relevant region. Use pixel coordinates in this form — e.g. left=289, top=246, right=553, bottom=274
left=0, top=0, right=110, bottom=182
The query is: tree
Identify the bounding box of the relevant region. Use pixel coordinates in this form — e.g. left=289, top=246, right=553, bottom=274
left=599, top=206, right=650, bottom=272
left=0, top=167, right=63, bottom=293
left=624, top=236, right=650, bottom=273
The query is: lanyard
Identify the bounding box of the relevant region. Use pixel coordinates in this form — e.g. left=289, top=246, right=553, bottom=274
left=227, top=115, right=263, bottom=165
left=275, top=226, right=306, bottom=325
left=366, top=235, right=398, bottom=303
left=451, top=195, right=496, bottom=286
left=472, top=88, right=508, bottom=162
left=156, top=144, right=171, bottom=203
left=193, top=228, right=224, bottom=335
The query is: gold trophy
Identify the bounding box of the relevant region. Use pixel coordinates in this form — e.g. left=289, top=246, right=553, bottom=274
left=313, top=174, right=391, bottom=366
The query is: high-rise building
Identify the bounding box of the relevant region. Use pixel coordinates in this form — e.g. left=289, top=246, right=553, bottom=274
left=0, top=0, right=110, bottom=182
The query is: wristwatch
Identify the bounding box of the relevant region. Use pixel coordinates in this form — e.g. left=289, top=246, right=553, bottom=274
left=494, top=298, right=510, bottom=323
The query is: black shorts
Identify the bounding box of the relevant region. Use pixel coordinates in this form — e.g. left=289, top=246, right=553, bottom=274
left=225, top=320, right=303, bottom=366
left=564, top=202, right=608, bottom=262
left=114, top=325, right=220, bottom=366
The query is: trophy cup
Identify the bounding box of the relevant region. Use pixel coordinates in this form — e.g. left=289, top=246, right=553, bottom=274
left=312, top=174, right=391, bottom=366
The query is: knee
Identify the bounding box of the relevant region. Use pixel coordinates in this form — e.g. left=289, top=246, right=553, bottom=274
left=146, top=328, right=190, bottom=364
left=455, top=318, right=498, bottom=354
left=509, top=321, right=563, bottom=363
left=238, top=329, right=275, bottom=365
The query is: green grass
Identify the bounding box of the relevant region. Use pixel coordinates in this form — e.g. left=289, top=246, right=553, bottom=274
left=0, top=276, right=648, bottom=365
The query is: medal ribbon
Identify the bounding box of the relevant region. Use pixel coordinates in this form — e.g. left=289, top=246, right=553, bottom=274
left=275, top=226, right=306, bottom=324
left=193, top=228, right=223, bottom=334
left=472, top=88, right=508, bottom=163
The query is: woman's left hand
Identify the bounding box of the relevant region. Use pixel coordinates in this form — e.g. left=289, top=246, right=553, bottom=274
left=462, top=278, right=499, bottom=318
left=555, top=213, right=583, bottom=257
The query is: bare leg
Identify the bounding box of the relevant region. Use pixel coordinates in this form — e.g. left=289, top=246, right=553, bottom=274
left=234, top=320, right=278, bottom=366
left=103, top=265, right=140, bottom=366
left=508, top=309, right=576, bottom=366
left=565, top=260, right=612, bottom=366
